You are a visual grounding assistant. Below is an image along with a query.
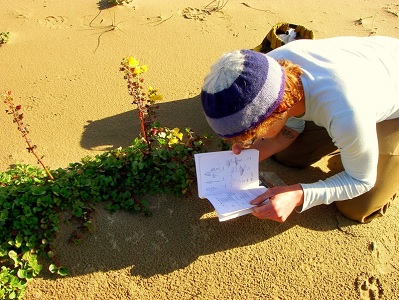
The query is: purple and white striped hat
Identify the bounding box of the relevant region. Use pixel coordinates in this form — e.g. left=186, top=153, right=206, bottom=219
left=200, top=50, right=285, bottom=138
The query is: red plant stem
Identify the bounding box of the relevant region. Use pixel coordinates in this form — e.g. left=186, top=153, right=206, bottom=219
left=4, top=94, right=54, bottom=180
left=18, top=123, right=54, bottom=180
left=138, top=108, right=150, bottom=149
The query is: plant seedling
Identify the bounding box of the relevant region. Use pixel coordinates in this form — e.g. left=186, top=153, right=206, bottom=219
left=0, top=32, right=10, bottom=45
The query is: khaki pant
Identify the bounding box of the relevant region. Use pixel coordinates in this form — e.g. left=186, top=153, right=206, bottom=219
left=273, top=119, right=399, bottom=223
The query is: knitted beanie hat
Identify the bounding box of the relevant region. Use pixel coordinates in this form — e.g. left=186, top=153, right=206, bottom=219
left=201, top=49, right=285, bottom=138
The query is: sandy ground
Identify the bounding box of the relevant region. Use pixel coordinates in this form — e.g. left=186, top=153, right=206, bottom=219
left=1, top=0, right=399, bottom=299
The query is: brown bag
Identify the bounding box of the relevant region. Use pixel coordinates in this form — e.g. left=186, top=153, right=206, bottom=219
left=253, top=22, right=315, bottom=53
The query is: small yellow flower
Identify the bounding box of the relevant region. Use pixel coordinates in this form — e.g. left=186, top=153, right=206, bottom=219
left=148, top=86, right=163, bottom=101
left=114, top=146, right=122, bottom=157
left=141, top=65, right=148, bottom=73
left=131, top=65, right=148, bottom=75
left=147, top=86, right=157, bottom=95
left=133, top=66, right=142, bottom=75
left=149, top=94, right=163, bottom=101
left=169, top=138, right=179, bottom=145
left=172, top=128, right=183, bottom=141
left=127, top=57, right=139, bottom=68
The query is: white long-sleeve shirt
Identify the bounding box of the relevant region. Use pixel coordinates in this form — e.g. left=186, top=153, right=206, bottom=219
left=268, top=36, right=399, bottom=211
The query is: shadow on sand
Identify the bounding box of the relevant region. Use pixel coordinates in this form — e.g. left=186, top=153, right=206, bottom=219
left=40, top=95, right=354, bottom=280
left=80, top=95, right=215, bottom=152
left=46, top=190, right=341, bottom=279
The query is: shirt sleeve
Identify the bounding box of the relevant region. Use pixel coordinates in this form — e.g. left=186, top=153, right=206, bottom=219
left=298, top=111, right=379, bottom=211
left=285, top=117, right=305, bottom=133
left=299, top=171, right=374, bottom=211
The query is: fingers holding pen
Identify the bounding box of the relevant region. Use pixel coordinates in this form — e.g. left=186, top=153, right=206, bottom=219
left=250, top=188, right=274, bottom=205
left=250, top=185, right=304, bottom=223
left=250, top=188, right=276, bottom=220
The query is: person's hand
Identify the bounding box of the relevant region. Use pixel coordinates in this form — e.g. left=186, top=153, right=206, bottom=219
left=250, top=184, right=304, bottom=222
left=231, top=142, right=244, bottom=155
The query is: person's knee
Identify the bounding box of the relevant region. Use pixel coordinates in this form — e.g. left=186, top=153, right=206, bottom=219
left=335, top=191, right=397, bottom=223
left=338, top=201, right=391, bottom=223
left=335, top=200, right=369, bottom=223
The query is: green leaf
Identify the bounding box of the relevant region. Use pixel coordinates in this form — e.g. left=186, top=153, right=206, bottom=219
left=8, top=250, right=20, bottom=266
left=28, top=255, right=42, bottom=275
left=0, top=209, right=8, bottom=221
left=0, top=248, right=7, bottom=257
left=8, top=250, right=18, bottom=259
left=59, top=187, right=71, bottom=198
left=57, top=267, right=68, bottom=276
left=15, top=234, right=23, bottom=248
left=17, top=268, right=27, bottom=279
left=47, top=251, right=55, bottom=259
left=30, top=186, right=46, bottom=196
left=23, top=205, right=32, bottom=216
left=49, top=264, right=58, bottom=274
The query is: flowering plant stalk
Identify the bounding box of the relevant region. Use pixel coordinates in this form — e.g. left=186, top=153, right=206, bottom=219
left=120, top=56, right=195, bottom=150
left=119, top=56, right=210, bottom=195
left=3, top=91, right=54, bottom=180
left=120, top=57, right=162, bottom=148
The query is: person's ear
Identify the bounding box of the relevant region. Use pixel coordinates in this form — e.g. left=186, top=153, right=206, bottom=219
left=274, top=101, right=288, bottom=113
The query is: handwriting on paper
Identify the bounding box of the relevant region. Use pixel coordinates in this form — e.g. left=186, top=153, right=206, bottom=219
left=199, top=151, right=257, bottom=195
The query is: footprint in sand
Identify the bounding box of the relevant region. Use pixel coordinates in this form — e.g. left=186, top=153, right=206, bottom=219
left=13, top=9, right=32, bottom=20
left=38, top=16, right=71, bottom=29
left=356, top=273, right=384, bottom=300
left=181, top=7, right=209, bottom=21
left=180, top=6, right=228, bottom=21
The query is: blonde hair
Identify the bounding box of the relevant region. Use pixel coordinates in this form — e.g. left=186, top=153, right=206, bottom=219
left=227, top=59, right=303, bottom=145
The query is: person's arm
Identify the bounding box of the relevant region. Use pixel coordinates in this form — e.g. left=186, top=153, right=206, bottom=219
left=230, top=125, right=302, bottom=223
left=232, top=126, right=300, bottom=161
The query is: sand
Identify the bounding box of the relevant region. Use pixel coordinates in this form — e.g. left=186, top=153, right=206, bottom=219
left=1, top=0, right=398, bottom=299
